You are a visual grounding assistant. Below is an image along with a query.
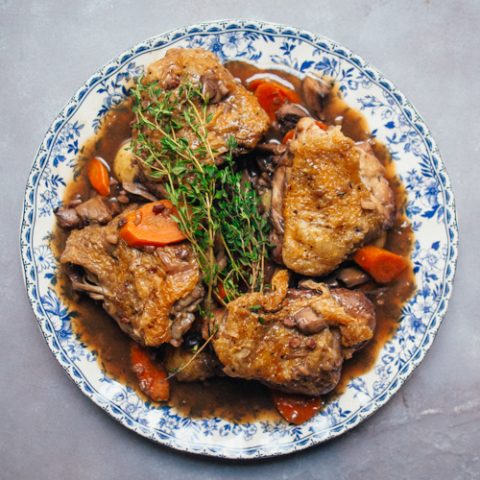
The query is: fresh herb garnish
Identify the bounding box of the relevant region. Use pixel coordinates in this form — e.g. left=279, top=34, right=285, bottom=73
left=130, top=77, right=270, bottom=311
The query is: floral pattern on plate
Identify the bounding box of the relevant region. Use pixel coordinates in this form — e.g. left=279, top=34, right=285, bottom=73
left=20, top=20, right=458, bottom=459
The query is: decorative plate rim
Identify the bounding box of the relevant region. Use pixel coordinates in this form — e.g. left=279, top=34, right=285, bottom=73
left=20, top=19, right=458, bottom=459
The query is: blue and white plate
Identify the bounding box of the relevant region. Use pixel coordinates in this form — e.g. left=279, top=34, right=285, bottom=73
left=20, top=20, right=458, bottom=459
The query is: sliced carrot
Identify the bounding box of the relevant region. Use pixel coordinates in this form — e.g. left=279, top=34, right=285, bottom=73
left=282, top=129, right=295, bottom=144
left=353, top=245, right=408, bottom=284
left=254, top=81, right=301, bottom=120
left=314, top=120, right=328, bottom=130
left=246, top=78, right=264, bottom=91
left=87, top=157, right=110, bottom=196
left=119, top=200, right=186, bottom=247
left=272, top=391, right=322, bottom=425
left=130, top=344, right=170, bottom=402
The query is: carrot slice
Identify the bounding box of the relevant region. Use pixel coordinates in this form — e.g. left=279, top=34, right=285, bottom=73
left=254, top=81, right=301, bottom=120
left=119, top=200, right=186, bottom=247
left=87, top=157, right=110, bottom=196
left=130, top=344, right=170, bottom=402
left=314, top=120, right=328, bottom=130
left=282, top=129, right=295, bottom=144
left=272, top=391, right=322, bottom=425
left=246, top=78, right=264, bottom=91
left=353, top=245, right=408, bottom=284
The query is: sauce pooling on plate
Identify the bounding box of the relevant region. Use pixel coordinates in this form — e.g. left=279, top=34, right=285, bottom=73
left=53, top=59, right=415, bottom=423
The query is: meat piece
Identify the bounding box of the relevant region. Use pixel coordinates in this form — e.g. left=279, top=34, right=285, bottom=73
left=60, top=213, right=203, bottom=346
left=55, top=206, right=81, bottom=229
left=278, top=118, right=395, bottom=276
left=163, top=345, right=217, bottom=382
left=212, top=271, right=375, bottom=395
left=75, top=196, right=118, bottom=225
left=137, top=48, right=270, bottom=177
left=55, top=196, right=119, bottom=229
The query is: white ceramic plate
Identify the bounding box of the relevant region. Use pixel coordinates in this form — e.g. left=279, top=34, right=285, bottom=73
left=20, top=20, right=458, bottom=458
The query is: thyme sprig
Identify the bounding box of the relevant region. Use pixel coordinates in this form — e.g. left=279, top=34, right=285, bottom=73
left=130, top=77, right=270, bottom=311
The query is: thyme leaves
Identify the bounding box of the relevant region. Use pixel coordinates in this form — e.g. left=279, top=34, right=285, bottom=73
left=130, top=78, right=270, bottom=310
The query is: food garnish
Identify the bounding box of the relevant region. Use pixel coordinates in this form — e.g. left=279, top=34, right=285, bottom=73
left=130, top=79, right=270, bottom=308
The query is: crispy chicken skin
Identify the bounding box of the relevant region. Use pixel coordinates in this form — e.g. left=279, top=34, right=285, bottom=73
left=61, top=213, right=203, bottom=347
left=136, top=48, right=270, bottom=173
left=279, top=118, right=395, bottom=276
left=212, top=271, right=375, bottom=395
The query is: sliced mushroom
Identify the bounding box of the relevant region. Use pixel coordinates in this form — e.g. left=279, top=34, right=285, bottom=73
left=336, top=267, right=370, bottom=288
left=293, top=307, right=328, bottom=334
left=255, top=142, right=287, bottom=156
left=201, top=72, right=230, bottom=104
left=122, top=182, right=158, bottom=201
left=275, top=103, right=310, bottom=132
left=301, top=75, right=333, bottom=119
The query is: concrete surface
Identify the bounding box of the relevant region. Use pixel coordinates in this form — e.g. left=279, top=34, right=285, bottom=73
left=1, top=0, right=479, bottom=478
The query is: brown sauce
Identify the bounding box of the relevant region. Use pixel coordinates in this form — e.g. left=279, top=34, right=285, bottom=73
left=53, top=61, right=415, bottom=423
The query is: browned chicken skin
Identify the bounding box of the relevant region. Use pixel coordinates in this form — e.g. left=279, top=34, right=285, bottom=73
left=275, top=118, right=394, bottom=276
left=212, top=271, right=375, bottom=395
left=60, top=213, right=204, bottom=347
left=136, top=48, right=270, bottom=178
left=58, top=55, right=396, bottom=401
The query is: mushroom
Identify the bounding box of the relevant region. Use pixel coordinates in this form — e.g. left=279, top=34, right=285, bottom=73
left=275, top=103, right=310, bottom=132
left=336, top=267, right=370, bottom=288
left=293, top=307, right=328, bottom=334
left=301, top=75, right=333, bottom=118
left=201, top=72, right=230, bottom=104
left=255, top=142, right=287, bottom=157
left=121, top=182, right=158, bottom=202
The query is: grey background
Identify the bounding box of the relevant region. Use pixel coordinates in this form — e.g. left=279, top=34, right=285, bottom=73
left=1, top=0, right=478, bottom=478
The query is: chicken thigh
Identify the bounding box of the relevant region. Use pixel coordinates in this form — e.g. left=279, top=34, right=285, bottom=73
left=135, top=47, right=270, bottom=178
left=273, top=117, right=394, bottom=276
left=61, top=211, right=203, bottom=347
left=212, top=271, right=375, bottom=395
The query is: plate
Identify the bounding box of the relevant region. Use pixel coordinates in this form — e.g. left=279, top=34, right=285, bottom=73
left=20, top=20, right=458, bottom=459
